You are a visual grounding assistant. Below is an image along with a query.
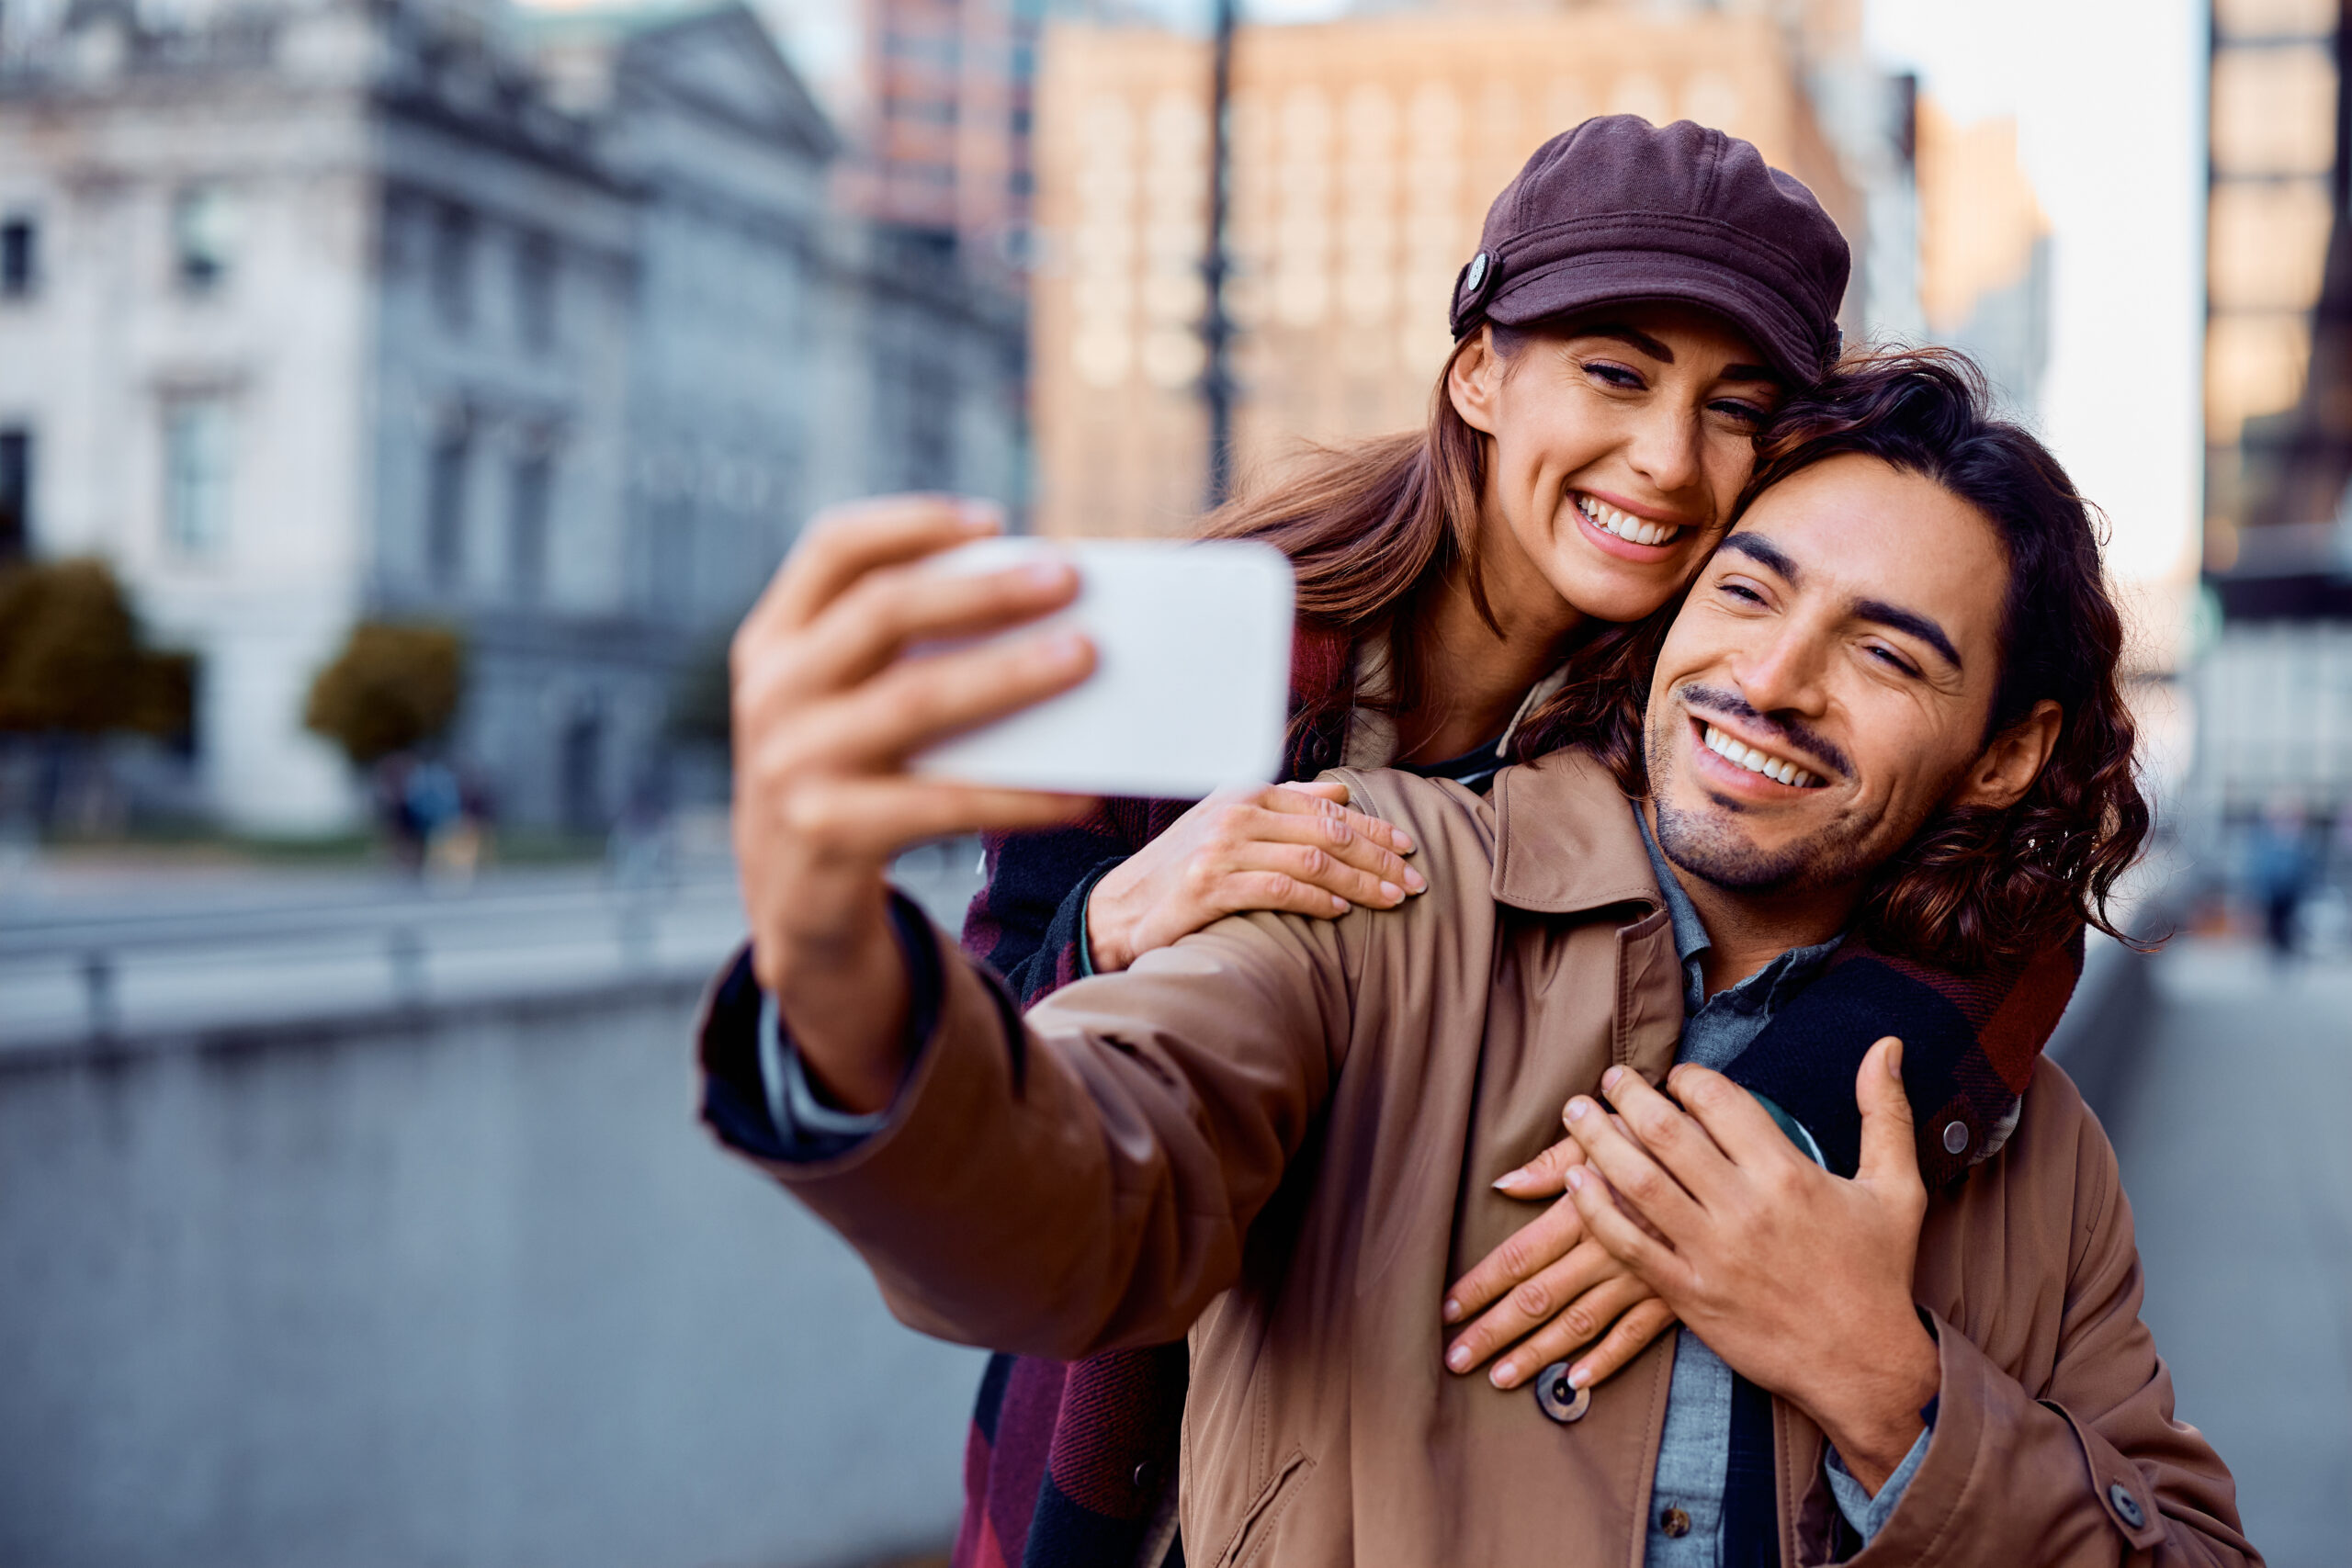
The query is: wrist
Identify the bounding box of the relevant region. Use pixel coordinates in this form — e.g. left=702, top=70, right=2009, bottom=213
left=1084, top=875, right=1136, bottom=973
left=764, top=896, right=913, bottom=1114
left=1812, top=1316, right=1940, bottom=1493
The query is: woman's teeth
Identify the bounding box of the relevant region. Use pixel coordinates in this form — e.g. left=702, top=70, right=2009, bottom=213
left=1577, top=493, right=1682, bottom=547
left=1702, top=724, right=1820, bottom=788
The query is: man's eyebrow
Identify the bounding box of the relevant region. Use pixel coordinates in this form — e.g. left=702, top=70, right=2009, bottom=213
left=1719, top=532, right=1964, bottom=671
left=1717, top=531, right=1799, bottom=582
left=1854, top=598, right=1963, bottom=671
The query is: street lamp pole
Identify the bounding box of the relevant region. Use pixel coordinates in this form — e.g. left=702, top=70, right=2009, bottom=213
left=1201, top=0, right=1238, bottom=508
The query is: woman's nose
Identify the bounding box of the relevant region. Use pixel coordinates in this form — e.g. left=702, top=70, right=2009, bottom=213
left=1625, top=409, right=1703, bottom=493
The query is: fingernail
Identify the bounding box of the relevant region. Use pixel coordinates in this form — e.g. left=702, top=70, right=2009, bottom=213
left=1446, top=1344, right=1472, bottom=1371
left=1393, top=829, right=1416, bottom=852
left=1329, top=895, right=1350, bottom=915
left=1491, top=1362, right=1516, bottom=1387
left=1492, top=1168, right=1529, bottom=1193
left=1566, top=1363, right=1590, bottom=1391
left=1442, top=1297, right=1462, bottom=1323
left=1379, top=880, right=1404, bottom=902
left=1566, top=1098, right=1589, bottom=1122
left=1601, top=1066, right=1624, bottom=1091
left=958, top=501, right=1001, bottom=530
left=1046, top=631, right=1090, bottom=667
left=1566, top=1166, right=1588, bottom=1192
left=1403, top=867, right=1427, bottom=893
left=1023, top=558, right=1072, bottom=588
left=1885, top=1038, right=1905, bottom=1078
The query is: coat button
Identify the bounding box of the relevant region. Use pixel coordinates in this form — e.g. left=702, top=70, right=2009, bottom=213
left=1659, top=1506, right=1691, bottom=1538
left=1534, top=1361, right=1589, bottom=1423
left=2109, top=1482, right=2146, bottom=1529
left=1134, top=1461, right=1159, bottom=1492
left=1942, top=1119, right=1972, bottom=1156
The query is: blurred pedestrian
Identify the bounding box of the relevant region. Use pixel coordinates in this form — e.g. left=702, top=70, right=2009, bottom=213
left=2247, top=795, right=2312, bottom=964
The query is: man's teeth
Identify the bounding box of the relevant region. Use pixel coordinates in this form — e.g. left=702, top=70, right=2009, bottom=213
left=1702, top=724, right=1819, bottom=788
left=1577, top=493, right=1682, bottom=547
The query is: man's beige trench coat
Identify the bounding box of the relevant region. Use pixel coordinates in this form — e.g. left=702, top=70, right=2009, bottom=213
left=725, top=750, right=2256, bottom=1568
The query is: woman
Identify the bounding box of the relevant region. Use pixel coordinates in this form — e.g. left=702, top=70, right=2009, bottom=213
left=951, top=115, right=1883, bottom=1568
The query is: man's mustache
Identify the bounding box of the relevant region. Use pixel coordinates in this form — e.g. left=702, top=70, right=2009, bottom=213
left=1676, top=684, right=1852, bottom=782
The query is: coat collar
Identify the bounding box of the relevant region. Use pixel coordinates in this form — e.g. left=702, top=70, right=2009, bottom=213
left=1487, top=748, right=1667, bottom=917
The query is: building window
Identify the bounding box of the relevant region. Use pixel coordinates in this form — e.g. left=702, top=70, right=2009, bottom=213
left=173, top=187, right=235, bottom=291
left=432, top=205, right=475, bottom=333
left=508, top=451, right=550, bottom=601
left=515, top=232, right=557, bottom=353
left=0, top=218, right=37, bottom=298
left=0, top=427, right=28, bottom=561
left=163, top=400, right=233, bottom=556
left=425, top=431, right=470, bottom=589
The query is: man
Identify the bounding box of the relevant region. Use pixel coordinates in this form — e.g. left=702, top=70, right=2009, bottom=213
left=703, top=356, right=2254, bottom=1565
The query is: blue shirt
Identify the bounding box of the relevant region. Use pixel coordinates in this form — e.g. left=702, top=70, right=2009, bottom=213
left=1634, top=808, right=1929, bottom=1564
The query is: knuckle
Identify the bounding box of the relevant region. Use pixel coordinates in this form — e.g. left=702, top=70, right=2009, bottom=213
left=1297, top=846, right=1328, bottom=876
left=1558, top=1302, right=1599, bottom=1342
left=1496, top=1234, right=1535, bottom=1279
left=1508, top=1279, right=1552, bottom=1318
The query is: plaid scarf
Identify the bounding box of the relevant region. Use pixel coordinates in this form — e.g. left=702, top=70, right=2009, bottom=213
left=952, top=625, right=2082, bottom=1568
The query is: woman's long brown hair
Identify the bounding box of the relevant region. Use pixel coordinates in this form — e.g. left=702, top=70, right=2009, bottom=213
left=1194, top=330, right=1680, bottom=766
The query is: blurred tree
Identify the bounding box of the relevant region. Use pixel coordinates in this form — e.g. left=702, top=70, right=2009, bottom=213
left=0, top=558, right=191, bottom=737
left=303, top=621, right=465, bottom=767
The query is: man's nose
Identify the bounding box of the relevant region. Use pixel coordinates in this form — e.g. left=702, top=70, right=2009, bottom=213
left=1731, top=626, right=1828, bottom=716
left=1624, top=405, right=1703, bottom=494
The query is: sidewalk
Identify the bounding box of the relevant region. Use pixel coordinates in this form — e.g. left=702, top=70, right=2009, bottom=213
left=2107, top=938, right=2352, bottom=1568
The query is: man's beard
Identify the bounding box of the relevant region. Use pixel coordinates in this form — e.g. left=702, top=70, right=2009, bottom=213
left=1650, top=791, right=1878, bottom=894
left=1645, top=693, right=1879, bottom=895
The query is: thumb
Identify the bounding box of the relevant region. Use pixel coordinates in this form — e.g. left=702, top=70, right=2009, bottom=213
left=1855, top=1036, right=1920, bottom=1191
left=1277, top=779, right=1352, bottom=804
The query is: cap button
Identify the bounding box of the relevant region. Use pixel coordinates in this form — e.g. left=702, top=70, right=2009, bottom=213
left=1463, top=250, right=1489, bottom=295
left=1941, top=1120, right=1972, bottom=1156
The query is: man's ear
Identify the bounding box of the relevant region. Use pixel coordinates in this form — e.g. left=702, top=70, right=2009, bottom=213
left=1448, top=326, right=1505, bottom=435
left=1951, top=699, right=2063, bottom=813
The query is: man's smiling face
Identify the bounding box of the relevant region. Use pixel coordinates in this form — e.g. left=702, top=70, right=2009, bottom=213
left=1643, top=451, right=2015, bottom=897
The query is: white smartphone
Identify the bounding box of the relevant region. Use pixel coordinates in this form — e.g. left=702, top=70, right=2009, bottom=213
left=909, top=538, right=1295, bottom=798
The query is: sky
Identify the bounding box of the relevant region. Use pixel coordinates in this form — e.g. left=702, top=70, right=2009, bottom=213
left=1863, top=0, right=2208, bottom=607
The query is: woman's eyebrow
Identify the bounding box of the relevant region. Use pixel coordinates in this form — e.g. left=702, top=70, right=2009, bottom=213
left=1578, top=324, right=1673, bottom=360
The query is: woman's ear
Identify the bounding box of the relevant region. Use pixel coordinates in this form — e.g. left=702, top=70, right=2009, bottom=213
left=1448, top=327, right=1506, bottom=436
left=1952, top=698, right=2063, bottom=813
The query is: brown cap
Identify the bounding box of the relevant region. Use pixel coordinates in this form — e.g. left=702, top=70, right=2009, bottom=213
left=1449, top=116, right=1850, bottom=381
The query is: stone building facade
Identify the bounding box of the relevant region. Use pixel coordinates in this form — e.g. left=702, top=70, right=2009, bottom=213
left=0, top=0, right=1023, bottom=833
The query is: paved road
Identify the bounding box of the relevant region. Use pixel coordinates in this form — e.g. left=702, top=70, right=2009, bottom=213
left=2109, top=938, right=2352, bottom=1568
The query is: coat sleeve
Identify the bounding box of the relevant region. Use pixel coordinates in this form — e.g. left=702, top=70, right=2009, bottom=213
left=1842, top=1090, right=2258, bottom=1568
left=740, top=902, right=1356, bottom=1360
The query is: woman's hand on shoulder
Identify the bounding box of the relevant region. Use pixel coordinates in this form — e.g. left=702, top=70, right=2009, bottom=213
left=1441, top=1134, right=1679, bottom=1395
left=1082, top=781, right=1426, bottom=972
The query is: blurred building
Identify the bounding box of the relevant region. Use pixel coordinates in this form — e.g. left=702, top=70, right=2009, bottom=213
left=2194, top=0, right=2352, bottom=827
left=1024, top=0, right=1905, bottom=539
left=1915, top=96, right=2048, bottom=420
left=834, top=0, right=1040, bottom=287
left=0, top=0, right=1023, bottom=834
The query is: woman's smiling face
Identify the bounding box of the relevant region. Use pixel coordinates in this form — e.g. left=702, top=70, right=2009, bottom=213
left=1447, top=302, right=1784, bottom=629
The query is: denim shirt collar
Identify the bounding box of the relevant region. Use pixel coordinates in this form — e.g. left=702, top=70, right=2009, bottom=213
left=1634, top=802, right=1843, bottom=1020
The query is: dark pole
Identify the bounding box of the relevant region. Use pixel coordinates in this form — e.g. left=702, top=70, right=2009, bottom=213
left=1201, top=0, right=1238, bottom=508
